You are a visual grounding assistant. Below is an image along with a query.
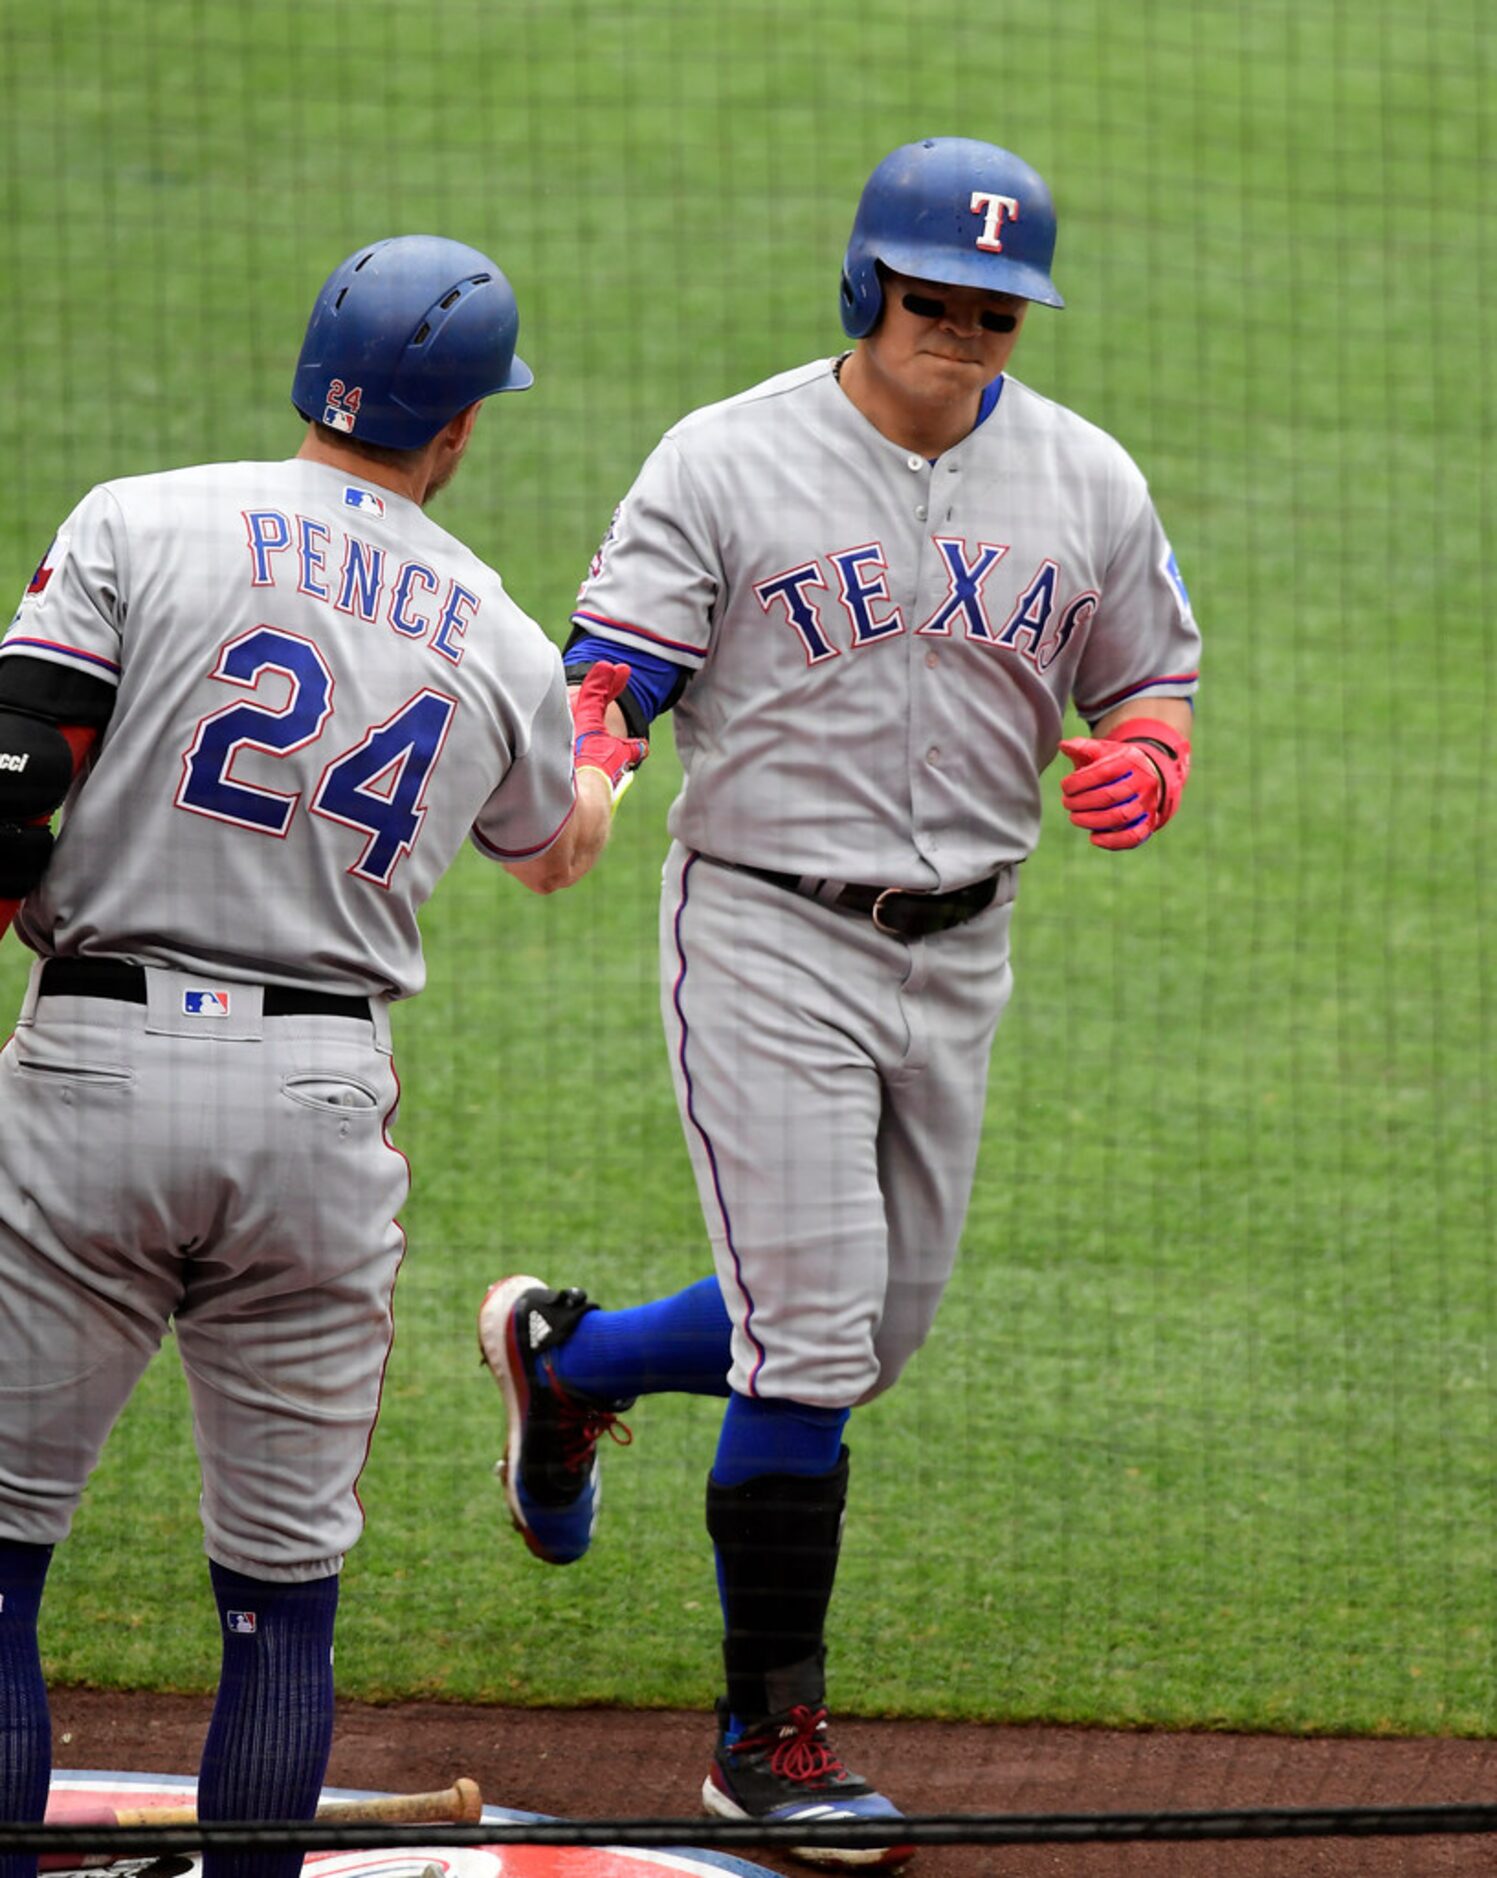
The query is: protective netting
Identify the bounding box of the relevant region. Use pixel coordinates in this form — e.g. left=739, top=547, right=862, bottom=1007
left=0, top=0, right=1492, bottom=1813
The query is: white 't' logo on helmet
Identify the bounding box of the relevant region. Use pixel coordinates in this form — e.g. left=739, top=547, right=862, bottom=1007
left=969, top=191, right=1020, bottom=252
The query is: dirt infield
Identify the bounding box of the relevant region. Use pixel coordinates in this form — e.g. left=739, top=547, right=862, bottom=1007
left=45, top=1690, right=1497, bottom=1878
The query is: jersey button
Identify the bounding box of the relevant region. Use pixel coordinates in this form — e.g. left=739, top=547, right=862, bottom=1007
left=915, top=504, right=928, bottom=521
left=906, top=453, right=924, bottom=472
left=927, top=746, right=941, bottom=765
left=925, top=649, right=940, bottom=668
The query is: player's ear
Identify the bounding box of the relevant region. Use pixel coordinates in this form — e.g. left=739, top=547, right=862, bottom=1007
left=429, top=404, right=480, bottom=460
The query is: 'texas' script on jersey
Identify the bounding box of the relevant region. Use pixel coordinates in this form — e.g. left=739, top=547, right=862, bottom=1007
left=748, top=537, right=1096, bottom=672
left=571, top=358, right=1200, bottom=886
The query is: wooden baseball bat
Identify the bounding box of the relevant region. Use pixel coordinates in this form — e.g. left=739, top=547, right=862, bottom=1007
left=46, top=1776, right=483, bottom=1831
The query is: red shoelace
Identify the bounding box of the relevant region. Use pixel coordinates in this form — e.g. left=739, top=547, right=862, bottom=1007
left=745, top=1705, right=847, bottom=1785
left=553, top=1393, right=633, bottom=1475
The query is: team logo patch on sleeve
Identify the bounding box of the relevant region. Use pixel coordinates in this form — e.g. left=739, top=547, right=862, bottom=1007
left=1164, top=547, right=1192, bottom=614
left=24, top=534, right=61, bottom=598
left=183, top=989, right=232, bottom=1017
left=344, top=487, right=386, bottom=517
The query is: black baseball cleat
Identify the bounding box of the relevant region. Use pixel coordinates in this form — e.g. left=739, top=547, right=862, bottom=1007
left=702, top=1699, right=916, bottom=1868
left=477, top=1274, right=633, bottom=1566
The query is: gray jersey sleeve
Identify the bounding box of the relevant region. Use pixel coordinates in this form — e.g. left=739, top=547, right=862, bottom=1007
left=1072, top=479, right=1201, bottom=726
left=469, top=653, right=578, bottom=861
left=571, top=437, right=718, bottom=669
left=3, top=485, right=129, bottom=689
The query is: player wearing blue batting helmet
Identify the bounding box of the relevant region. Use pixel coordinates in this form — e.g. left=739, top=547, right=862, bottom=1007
left=292, top=234, right=532, bottom=450
left=839, top=137, right=1064, bottom=338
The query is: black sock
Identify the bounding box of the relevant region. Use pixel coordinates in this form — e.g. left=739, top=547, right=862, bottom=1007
left=706, top=1450, right=849, bottom=1726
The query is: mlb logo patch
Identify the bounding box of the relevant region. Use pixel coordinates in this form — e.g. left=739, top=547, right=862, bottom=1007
left=226, top=1610, right=256, bottom=1635
left=344, top=487, right=386, bottom=517
left=183, top=988, right=231, bottom=1017
left=323, top=404, right=356, bottom=433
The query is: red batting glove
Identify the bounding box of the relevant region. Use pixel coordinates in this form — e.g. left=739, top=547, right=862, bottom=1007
left=570, top=661, right=649, bottom=796
left=1058, top=716, right=1192, bottom=851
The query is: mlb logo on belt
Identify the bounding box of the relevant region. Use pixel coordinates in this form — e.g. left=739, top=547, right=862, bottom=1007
left=183, top=989, right=231, bottom=1017
left=226, top=1610, right=256, bottom=1635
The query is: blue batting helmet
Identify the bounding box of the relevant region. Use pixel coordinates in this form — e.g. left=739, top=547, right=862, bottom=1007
left=292, top=235, right=533, bottom=449
left=839, top=138, right=1064, bottom=339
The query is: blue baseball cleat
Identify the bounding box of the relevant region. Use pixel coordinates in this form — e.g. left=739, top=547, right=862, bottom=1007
left=477, top=1274, right=633, bottom=1566
left=702, top=1700, right=916, bottom=1868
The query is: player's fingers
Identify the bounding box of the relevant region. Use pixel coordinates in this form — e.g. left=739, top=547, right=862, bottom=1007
left=1060, top=752, right=1135, bottom=794
left=570, top=665, right=630, bottom=736
left=591, top=660, right=633, bottom=701
left=1061, top=770, right=1142, bottom=810
left=1091, top=821, right=1153, bottom=849
left=573, top=662, right=632, bottom=716
left=1066, top=800, right=1144, bottom=831
left=1058, top=736, right=1106, bottom=770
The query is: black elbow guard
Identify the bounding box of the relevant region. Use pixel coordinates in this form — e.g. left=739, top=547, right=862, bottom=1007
left=0, top=708, right=78, bottom=819
left=0, top=822, right=55, bottom=898
left=0, top=708, right=78, bottom=898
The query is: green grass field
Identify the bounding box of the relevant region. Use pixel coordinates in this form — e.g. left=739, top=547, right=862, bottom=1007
left=1, top=0, right=1493, bottom=1736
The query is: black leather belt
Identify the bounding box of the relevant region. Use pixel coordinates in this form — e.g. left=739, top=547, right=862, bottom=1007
left=727, top=863, right=1007, bottom=940
left=38, top=957, right=372, bottom=1021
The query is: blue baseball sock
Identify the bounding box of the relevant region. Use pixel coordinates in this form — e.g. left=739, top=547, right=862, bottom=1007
left=549, top=1276, right=733, bottom=1401
left=198, top=1563, right=339, bottom=1878
left=711, top=1390, right=849, bottom=1487
left=0, top=1541, right=53, bottom=1878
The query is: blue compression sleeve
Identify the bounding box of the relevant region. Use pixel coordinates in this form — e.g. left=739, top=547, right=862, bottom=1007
left=563, top=634, right=686, bottom=725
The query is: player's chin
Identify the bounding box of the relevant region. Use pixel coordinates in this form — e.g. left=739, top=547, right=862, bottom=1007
left=915, top=353, right=988, bottom=394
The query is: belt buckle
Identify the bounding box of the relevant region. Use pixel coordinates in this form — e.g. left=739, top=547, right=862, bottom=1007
left=871, top=886, right=913, bottom=937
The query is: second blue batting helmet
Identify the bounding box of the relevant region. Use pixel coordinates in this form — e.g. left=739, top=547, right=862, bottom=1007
left=839, top=138, right=1064, bottom=338
left=292, top=235, right=533, bottom=449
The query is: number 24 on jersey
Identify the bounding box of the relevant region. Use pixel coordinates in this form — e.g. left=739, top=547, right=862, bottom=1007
left=175, top=626, right=455, bottom=890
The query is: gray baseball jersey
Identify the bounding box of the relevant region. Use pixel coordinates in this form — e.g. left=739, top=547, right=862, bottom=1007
left=574, top=359, right=1201, bottom=1403
left=574, top=359, right=1200, bottom=890
left=3, top=457, right=575, bottom=997
left=0, top=456, right=576, bottom=1575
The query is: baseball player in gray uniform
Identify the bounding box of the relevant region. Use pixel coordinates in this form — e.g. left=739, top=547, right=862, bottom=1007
left=479, top=138, right=1199, bottom=1865
left=0, top=236, right=643, bottom=1878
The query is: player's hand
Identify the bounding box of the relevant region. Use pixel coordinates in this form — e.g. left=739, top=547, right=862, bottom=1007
left=570, top=662, right=648, bottom=799
left=1058, top=719, right=1191, bottom=850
